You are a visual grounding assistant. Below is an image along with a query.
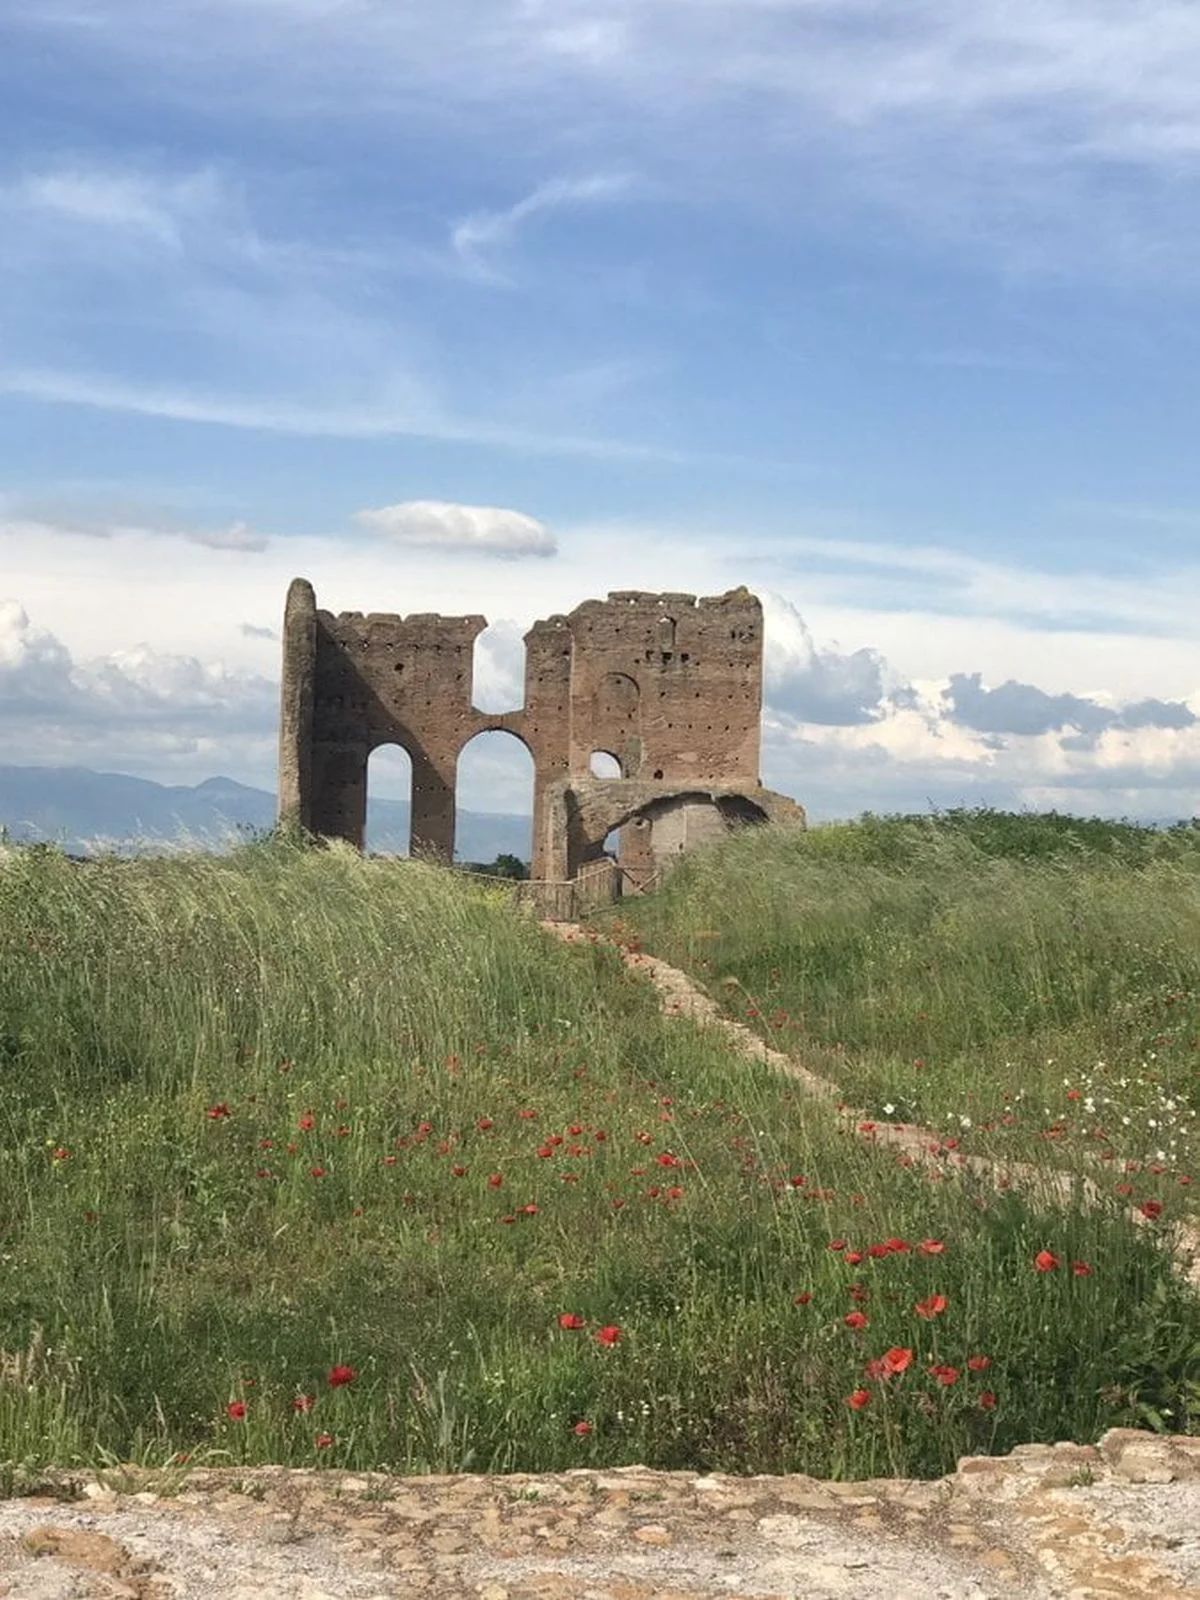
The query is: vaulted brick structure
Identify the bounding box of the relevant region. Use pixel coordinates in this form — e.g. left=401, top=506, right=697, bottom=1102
left=278, top=578, right=803, bottom=881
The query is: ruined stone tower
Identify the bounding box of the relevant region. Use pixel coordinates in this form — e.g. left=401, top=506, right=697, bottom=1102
left=278, top=580, right=803, bottom=880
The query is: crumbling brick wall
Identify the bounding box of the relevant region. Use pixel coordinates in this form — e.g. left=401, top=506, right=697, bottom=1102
left=279, top=580, right=802, bottom=879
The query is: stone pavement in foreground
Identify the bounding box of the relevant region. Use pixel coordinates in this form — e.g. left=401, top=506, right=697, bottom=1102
left=0, top=1428, right=1198, bottom=1599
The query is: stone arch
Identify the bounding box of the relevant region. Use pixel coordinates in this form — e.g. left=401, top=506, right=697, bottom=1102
left=589, top=750, right=623, bottom=779
left=365, top=742, right=414, bottom=855
left=594, top=671, right=640, bottom=720
left=566, top=784, right=776, bottom=881
left=455, top=727, right=535, bottom=868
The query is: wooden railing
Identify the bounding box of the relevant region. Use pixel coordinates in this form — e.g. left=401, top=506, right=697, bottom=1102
left=458, top=857, right=661, bottom=920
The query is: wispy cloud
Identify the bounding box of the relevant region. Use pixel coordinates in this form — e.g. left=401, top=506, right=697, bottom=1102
left=1, top=500, right=270, bottom=554
left=451, top=173, right=634, bottom=283
left=21, top=2, right=1200, bottom=274
left=0, top=367, right=691, bottom=461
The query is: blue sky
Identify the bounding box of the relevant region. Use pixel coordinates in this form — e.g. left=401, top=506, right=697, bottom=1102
left=2, top=1, right=1199, bottom=823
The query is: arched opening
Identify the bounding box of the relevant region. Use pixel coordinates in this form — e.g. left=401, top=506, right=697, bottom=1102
left=365, top=744, right=413, bottom=856
left=589, top=750, right=622, bottom=779
left=455, top=730, right=534, bottom=875
left=472, top=620, right=525, bottom=714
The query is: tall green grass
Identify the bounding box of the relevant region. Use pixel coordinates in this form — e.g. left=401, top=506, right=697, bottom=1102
left=0, top=831, right=1195, bottom=1484
left=616, top=810, right=1200, bottom=1206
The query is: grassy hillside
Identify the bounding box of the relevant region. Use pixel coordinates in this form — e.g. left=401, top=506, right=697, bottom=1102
left=0, top=828, right=1196, bottom=1486
left=616, top=811, right=1200, bottom=1209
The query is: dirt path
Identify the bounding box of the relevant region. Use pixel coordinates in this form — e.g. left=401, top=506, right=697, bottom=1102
left=545, top=923, right=1200, bottom=1290
left=1, top=1430, right=1199, bottom=1599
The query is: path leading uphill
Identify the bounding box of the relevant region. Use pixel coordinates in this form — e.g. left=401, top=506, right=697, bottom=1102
left=545, top=922, right=1200, bottom=1291
left=1, top=1430, right=1199, bottom=1599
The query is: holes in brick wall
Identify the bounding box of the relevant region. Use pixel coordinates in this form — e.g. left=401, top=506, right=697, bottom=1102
left=590, top=750, right=622, bottom=779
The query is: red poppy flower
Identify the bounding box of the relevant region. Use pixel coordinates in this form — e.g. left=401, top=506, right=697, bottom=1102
left=828, top=1239, right=847, bottom=1252
left=518, top=1109, right=538, bottom=1120
left=793, top=1292, right=813, bottom=1306
left=845, top=1250, right=864, bottom=1265
left=521, top=1203, right=538, bottom=1215
left=966, top=1354, right=991, bottom=1372
left=846, top=1388, right=871, bottom=1410
left=929, top=1364, right=960, bottom=1386
left=383, top=1155, right=398, bottom=1166
left=315, top=1432, right=335, bottom=1449
left=595, top=1324, right=622, bottom=1346
left=558, top=1313, right=586, bottom=1330
left=1139, top=1199, right=1164, bottom=1220
left=476, top=1118, right=494, bottom=1131
left=226, top=1400, right=247, bottom=1421
left=327, top=1364, right=358, bottom=1388
left=914, top=1293, right=948, bottom=1319
left=568, top=1124, right=584, bottom=1136
left=487, top=1173, right=503, bottom=1188
left=1072, top=1260, right=1094, bottom=1277
left=867, top=1243, right=890, bottom=1259
left=1034, top=1249, right=1060, bottom=1272
left=843, top=1310, right=869, bottom=1330
left=309, top=1166, right=326, bottom=1179
left=882, top=1346, right=914, bottom=1375
left=291, top=1394, right=315, bottom=1413
left=978, top=1391, right=997, bottom=1411
left=919, top=1239, right=945, bottom=1255
left=298, top=1112, right=316, bottom=1132
left=207, top=1103, right=231, bottom=1120
left=451, top=1165, right=467, bottom=1177
left=572, top=1420, right=593, bottom=1436
left=884, top=1238, right=911, bottom=1253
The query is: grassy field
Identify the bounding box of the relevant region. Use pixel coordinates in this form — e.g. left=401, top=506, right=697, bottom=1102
left=0, top=823, right=1196, bottom=1487
left=617, top=811, right=1200, bottom=1214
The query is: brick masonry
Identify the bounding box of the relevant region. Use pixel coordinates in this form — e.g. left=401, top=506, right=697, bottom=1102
left=277, top=580, right=803, bottom=879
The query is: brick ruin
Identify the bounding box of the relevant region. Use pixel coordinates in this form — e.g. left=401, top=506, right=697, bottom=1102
left=277, top=578, right=804, bottom=882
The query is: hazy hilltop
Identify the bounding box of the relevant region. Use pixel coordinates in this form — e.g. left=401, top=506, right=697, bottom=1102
left=0, top=764, right=530, bottom=860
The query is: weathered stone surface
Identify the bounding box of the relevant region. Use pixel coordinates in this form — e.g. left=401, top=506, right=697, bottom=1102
left=1, top=1433, right=1198, bottom=1599
left=277, top=580, right=803, bottom=881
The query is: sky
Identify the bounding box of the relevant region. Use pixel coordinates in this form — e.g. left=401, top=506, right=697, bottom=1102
left=2, top=0, right=1199, bottom=824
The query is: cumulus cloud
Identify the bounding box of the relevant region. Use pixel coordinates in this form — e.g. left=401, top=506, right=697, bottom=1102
left=762, top=593, right=890, bottom=725
left=943, top=672, right=1197, bottom=737
left=472, top=619, right=526, bottom=712
left=354, top=500, right=557, bottom=558
left=0, top=599, right=277, bottom=779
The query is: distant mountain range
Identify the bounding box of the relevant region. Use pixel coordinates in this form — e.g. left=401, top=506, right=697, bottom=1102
left=0, top=765, right=531, bottom=862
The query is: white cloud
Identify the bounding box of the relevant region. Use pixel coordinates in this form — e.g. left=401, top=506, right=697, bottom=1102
left=4, top=515, right=1199, bottom=819
left=762, top=592, right=889, bottom=725
left=0, top=597, right=278, bottom=781
left=353, top=500, right=557, bottom=558
left=0, top=368, right=683, bottom=462
left=1, top=503, right=270, bottom=554
left=451, top=173, right=633, bottom=283
left=23, top=1, right=1200, bottom=275
left=12, top=166, right=226, bottom=251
